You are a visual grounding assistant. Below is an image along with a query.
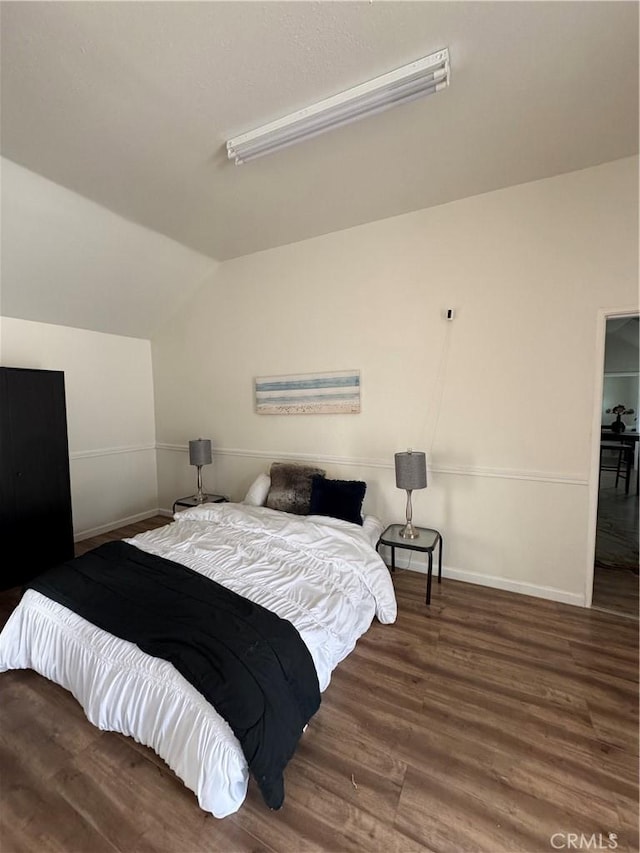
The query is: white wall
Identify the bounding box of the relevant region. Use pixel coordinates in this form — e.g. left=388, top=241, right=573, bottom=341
left=0, top=158, right=216, bottom=538
left=152, top=156, right=639, bottom=606
left=1, top=317, right=158, bottom=538
left=1, top=157, right=216, bottom=339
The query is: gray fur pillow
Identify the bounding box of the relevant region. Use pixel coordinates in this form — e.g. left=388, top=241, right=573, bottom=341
left=266, top=462, right=326, bottom=515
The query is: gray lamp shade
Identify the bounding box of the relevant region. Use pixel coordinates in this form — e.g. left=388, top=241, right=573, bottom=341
left=189, top=439, right=212, bottom=467
left=395, top=451, right=427, bottom=490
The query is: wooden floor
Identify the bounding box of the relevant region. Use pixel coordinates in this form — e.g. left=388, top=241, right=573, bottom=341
left=1, top=516, right=638, bottom=853
left=593, top=469, right=639, bottom=619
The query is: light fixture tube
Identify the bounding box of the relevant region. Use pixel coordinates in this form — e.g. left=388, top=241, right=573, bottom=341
left=226, top=48, right=449, bottom=165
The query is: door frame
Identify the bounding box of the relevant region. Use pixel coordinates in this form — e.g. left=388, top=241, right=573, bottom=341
left=585, top=307, right=639, bottom=607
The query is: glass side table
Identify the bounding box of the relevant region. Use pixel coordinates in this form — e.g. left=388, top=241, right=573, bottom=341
left=376, top=524, right=443, bottom=605
left=172, top=494, right=228, bottom=513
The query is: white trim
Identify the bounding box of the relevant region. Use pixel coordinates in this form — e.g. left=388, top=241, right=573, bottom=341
left=156, top=443, right=587, bottom=486
left=590, top=605, right=639, bottom=623
left=156, top=442, right=391, bottom=470
left=216, top=446, right=390, bottom=470
left=384, top=549, right=586, bottom=608
left=70, top=444, right=156, bottom=460
left=74, top=508, right=160, bottom=542
left=423, top=463, right=586, bottom=486
left=586, top=306, right=640, bottom=609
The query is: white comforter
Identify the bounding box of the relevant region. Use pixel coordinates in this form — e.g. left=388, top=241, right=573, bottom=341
left=0, top=503, right=396, bottom=817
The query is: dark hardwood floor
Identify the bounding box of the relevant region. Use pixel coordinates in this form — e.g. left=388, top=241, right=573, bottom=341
left=593, top=469, right=639, bottom=619
left=1, top=516, right=638, bottom=852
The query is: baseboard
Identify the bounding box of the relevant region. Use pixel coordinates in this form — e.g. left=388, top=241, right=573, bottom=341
left=74, top=509, right=162, bottom=542
left=382, top=548, right=586, bottom=607
left=75, top=505, right=209, bottom=540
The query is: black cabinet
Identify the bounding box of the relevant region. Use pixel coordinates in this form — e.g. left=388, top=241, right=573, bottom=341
left=0, top=367, right=74, bottom=589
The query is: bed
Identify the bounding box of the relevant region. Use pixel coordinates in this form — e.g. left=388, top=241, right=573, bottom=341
left=0, top=479, right=397, bottom=818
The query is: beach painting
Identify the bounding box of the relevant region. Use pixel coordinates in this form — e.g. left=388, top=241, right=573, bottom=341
left=255, top=370, right=361, bottom=415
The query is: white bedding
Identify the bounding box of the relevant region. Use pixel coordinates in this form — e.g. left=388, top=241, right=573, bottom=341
left=0, top=502, right=396, bottom=817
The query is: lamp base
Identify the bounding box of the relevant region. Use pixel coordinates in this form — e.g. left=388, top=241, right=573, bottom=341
left=399, top=523, right=420, bottom=539
left=195, top=465, right=206, bottom=503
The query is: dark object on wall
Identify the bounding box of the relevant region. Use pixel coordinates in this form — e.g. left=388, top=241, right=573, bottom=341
left=0, top=367, right=74, bottom=589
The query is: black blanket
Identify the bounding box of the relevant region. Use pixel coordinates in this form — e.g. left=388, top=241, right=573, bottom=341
left=27, top=540, right=320, bottom=809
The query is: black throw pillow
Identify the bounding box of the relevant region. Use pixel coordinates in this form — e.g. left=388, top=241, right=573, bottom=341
left=308, top=475, right=366, bottom=526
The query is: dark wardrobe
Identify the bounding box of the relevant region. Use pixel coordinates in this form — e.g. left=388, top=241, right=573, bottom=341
left=0, top=367, right=74, bottom=589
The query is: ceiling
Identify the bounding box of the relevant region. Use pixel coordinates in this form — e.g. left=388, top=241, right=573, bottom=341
left=1, top=1, right=638, bottom=263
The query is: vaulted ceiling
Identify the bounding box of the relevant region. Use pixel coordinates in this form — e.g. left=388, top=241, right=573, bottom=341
left=2, top=1, right=638, bottom=263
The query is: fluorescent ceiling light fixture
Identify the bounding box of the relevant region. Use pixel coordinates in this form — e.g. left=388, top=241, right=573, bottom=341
left=226, top=48, right=449, bottom=165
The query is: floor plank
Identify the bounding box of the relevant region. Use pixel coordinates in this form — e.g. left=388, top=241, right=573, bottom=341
left=0, top=515, right=637, bottom=852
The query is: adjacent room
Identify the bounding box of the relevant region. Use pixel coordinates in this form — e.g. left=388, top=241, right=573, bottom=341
left=593, top=317, right=639, bottom=618
left=0, top=2, right=638, bottom=852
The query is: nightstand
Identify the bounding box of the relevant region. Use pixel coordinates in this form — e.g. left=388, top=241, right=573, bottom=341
left=172, top=494, right=228, bottom=513
left=376, top=524, right=443, bottom=605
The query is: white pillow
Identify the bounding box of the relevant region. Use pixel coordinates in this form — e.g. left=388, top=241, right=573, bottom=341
left=242, top=472, right=271, bottom=507
left=362, top=515, right=384, bottom=548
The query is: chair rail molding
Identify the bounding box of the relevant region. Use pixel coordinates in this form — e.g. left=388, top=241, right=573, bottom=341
left=155, top=443, right=587, bottom=486
left=70, top=444, right=156, bottom=460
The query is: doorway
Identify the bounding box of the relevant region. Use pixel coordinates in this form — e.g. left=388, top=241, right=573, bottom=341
left=592, top=315, right=639, bottom=619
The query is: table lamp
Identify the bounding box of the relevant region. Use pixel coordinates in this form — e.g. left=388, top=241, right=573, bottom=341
left=189, top=438, right=212, bottom=503
left=395, top=449, right=427, bottom=539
